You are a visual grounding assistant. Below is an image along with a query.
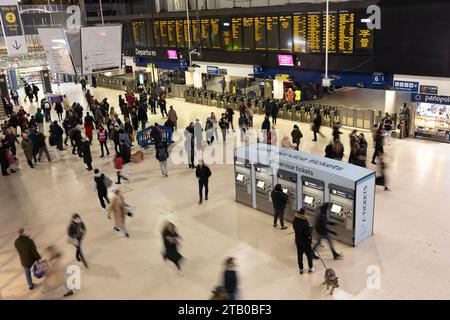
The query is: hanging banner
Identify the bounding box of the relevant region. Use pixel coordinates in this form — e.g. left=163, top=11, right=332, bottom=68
left=0, top=74, right=8, bottom=96
left=0, top=0, right=28, bottom=56
left=136, top=126, right=174, bottom=148
left=40, top=70, right=53, bottom=94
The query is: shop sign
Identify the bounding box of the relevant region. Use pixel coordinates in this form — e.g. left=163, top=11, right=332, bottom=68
left=275, top=74, right=289, bottom=80
left=218, top=68, right=227, bottom=75
left=207, top=66, right=219, bottom=75
left=419, top=85, right=438, bottom=95
left=394, top=80, right=419, bottom=92
left=411, top=93, right=450, bottom=105
left=135, top=48, right=157, bottom=57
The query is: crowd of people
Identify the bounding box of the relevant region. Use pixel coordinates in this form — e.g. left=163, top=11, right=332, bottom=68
left=3, top=80, right=397, bottom=299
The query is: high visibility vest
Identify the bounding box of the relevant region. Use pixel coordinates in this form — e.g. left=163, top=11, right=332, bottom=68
left=295, top=90, right=301, bottom=101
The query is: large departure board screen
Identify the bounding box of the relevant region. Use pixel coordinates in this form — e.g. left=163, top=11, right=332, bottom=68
left=201, top=19, right=211, bottom=48
left=254, top=17, right=266, bottom=50
left=338, top=11, right=354, bottom=54
left=211, top=18, right=221, bottom=49
left=160, top=20, right=168, bottom=47
left=293, top=14, right=307, bottom=53
left=279, top=16, right=292, bottom=51
left=232, top=18, right=243, bottom=50
left=192, top=19, right=199, bottom=45
left=176, top=20, right=185, bottom=48
left=307, top=12, right=322, bottom=53
left=221, top=19, right=232, bottom=50
left=167, top=20, right=176, bottom=47
left=153, top=21, right=161, bottom=46
left=322, top=12, right=337, bottom=53
left=243, top=18, right=254, bottom=50
left=183, top=20, right=191, bottom=48
left=266, top=16, right=279, bottom=51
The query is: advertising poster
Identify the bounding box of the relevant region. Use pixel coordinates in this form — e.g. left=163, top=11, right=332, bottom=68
left=354, top=174, right=375, bottom=246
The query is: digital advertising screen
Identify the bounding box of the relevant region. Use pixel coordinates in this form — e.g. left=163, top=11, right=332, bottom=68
left=167, top=49, right=178, bottom=60
left=278, top=54, right=294, bottom=66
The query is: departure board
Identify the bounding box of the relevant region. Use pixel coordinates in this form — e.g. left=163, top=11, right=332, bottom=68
left=211, top=18, right=221, bottom=49
left=201, top=19, right=211, bottom=48
left=307, top=12, right=322, bottom=53
left=192, top=19, right=199, bottom=45
left=153, top=21, right=161, bottom=46
left=243, top=17, right=254, bottom=50
left=160, top=20, right=168, bottom=47
left=279, top=16, right=292, bottom=51
left=232, top=18, right=243, bottom=50
left=175, top=20, right=185, bottom=48
left=266, top=16, right=279, bottom=51
left=221, top=19, right=232, bottom=50
left=254, top=17, right=266, bottom=50
left=167, top=20, right=176, bottom=47
left=322, top=13, right=337, bottom=53
left=293, top=14, right=307, bottom=53
left=356, top=27, right=374, bottom=51
left=338, top=11, right=354, bottom=54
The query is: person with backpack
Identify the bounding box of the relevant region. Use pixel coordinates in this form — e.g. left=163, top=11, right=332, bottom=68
left=293, top=208, right=314, bottom=274
left=68, top=214, right=88, bottom=268
left=93, top=168, right=111, bottom=210
left=196, top=161, right=212, bottom=204
left=14, top=228, right=41, bottom=290
left=291, top=125, right=303, bottom=150
left=114, top=152, right=128, bottom=184
left=313, top=203, right=341, bottom=260
left=271, top=184, right=289, bottom=230
left=42, top=98, right=52, bottom=123
left=156, top=142, right=169, bottom=177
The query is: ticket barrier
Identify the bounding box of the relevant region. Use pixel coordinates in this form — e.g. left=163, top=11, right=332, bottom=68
left=235, top=162, right=254, bottom=207
left=276, top=170, right=298, bottom=222
left=301, top=177, right=325, bottom=227
left=255, top=165, right=274, bottom=215
left=327, top=184, right=355, bottom=246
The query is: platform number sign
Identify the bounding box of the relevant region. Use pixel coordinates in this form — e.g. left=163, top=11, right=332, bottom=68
left=372, top=73, right=385, bottom=85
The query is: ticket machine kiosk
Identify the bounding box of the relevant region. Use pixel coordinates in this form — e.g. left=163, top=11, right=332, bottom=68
left=327, top=184, right=355, bottom=246
left=301, top=177, right=325, bottom=226
left=255, top=164, right=274, bottom=214
left=276, top=169, right=298, bottom=222
left=234, top=160, right=253, bottom=207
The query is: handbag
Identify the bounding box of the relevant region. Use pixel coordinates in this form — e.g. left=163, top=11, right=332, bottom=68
left=103, top=175, right=113, bottom=188
left=32, top=260, right=49, bottom=279
left=125, top=205, right=134, bottom=217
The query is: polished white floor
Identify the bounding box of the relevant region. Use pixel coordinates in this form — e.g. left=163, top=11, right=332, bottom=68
left=1, top=83, right=450, bottom=300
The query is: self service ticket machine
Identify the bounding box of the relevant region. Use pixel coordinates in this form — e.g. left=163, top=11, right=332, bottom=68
left=301, top=177, right=325, bottom=227
left=255, top=164, right=274, bottom=214
left=276, top=169, right=298, bottom=222
left=327, top=184, right=355, bottom=246
left=234, top=161, right=253, bottom=207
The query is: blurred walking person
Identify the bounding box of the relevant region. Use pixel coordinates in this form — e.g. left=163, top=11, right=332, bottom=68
left=93, top=168, right=111, bottom=210
left=108, top=189, right=131, bottom=238
left=14, top=229, right=41, bottom=290
left=313, top=203, right=341, bottom=260
left=293, top=208, right=314, bottom=274
left=162, top=222, right=183, bottom=275
left=376, top=154, right=391, bottom=191
left=196, top=160, right=212, bottom=204
left=68, top=214, right=88, bottom=268
left=223, top=257, right=238, bottom=300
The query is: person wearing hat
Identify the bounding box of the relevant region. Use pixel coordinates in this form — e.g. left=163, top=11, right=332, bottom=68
left=14, top=229, right=41, bottom=290
left=293, top=208, right=314, bottom=274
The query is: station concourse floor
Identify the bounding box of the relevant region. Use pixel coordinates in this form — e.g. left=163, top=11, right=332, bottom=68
left=1, top=83, right=449, bottom=300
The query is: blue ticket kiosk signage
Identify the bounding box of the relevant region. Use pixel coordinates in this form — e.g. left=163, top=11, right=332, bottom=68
left=234, top=143, right=376, bottom=246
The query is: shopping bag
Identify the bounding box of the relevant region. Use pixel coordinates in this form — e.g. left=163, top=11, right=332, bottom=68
left=32, top=260, right=49, bottom=279
left=103, top=175, right=113, bottom=188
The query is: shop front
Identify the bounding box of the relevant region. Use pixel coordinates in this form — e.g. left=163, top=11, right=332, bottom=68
left=411, top=93, right=450, bottom=143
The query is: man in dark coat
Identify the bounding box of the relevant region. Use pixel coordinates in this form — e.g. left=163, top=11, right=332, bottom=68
left=14, top=229, right=41, bottom=290
left=196, top=161, right=212, bottom=204
left=312, top=113, right=324, bottom=142
left=138, top=103, right=148, bottom=130
left=81, top=138, right=93, bottom=171
left=32, top=84, right=40, bottom=102
left=93, top=168, right=110, bottom=210
left=270, top=184, right=289, bottom=229
left=293, top=208, right=314, bottom=274
left=70, top=125, right=83, bottom=157
left=312, top=203, right=341, bottom=260
left=261, top=116, right=271, bottom=143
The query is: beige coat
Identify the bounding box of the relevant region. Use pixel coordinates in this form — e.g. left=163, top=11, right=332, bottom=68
left=108, top=194, right=126, bottom=229
left=168, top=109, right=178, bottom=127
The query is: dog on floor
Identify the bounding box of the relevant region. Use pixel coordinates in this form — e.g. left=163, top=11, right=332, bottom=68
left=323, top=268, right=339, bottom=295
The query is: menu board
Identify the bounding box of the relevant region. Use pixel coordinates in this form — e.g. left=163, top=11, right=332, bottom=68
left=322, top=13, right=337, bottom=53
left=243, top=17, right=254, bottom=50
left=175, top=20, right=185, bottom=48
left=184, top=20, right=191, bottom=48
left=160, top=20, right=168, bottom=47
left=338, top=11, right=354, bottom=54
left=167, top=20, right=176, bottom=47
left=279, top=16, right=292, bottom=51
left=153, top=21, right=161, bottom=46
left=221, top=19, right=232, bottom=50
left=211, top=18, right=221, bottom=49
left=254, top=17, right=266, bottom=50
left=307, top=12, right=321, bottom=53
left=201, top=19, right=211, bottom=48
left=232, top=18, right=243, bottom=50
left=192, top=19, right=199, bottom=45
left=293, top=14, right=307, bottom=53
left=266, top=16, right=279, bottom=51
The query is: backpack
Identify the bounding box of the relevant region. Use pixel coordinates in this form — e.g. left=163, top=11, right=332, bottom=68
left=158, top=147, right=168, bottom=161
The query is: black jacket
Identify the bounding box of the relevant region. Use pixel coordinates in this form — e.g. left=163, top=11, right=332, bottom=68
left=82, top=140, right=92, bottom=163
left=271, top=189, right=289, bottom=210
left=68, top=221, right=86, bottom=241
left=315, top=209, right=336, bottom=236
left=293, top=215, right=312, bottom=245
left=196, top=165, right=211, bottom=182
left=224, top=270, right=238, bottom=294
left=94, top=173, right=107, bottom=194
left=262, top=119, right=271, bottom=132
left=14, top=235, right=41, bottom=268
